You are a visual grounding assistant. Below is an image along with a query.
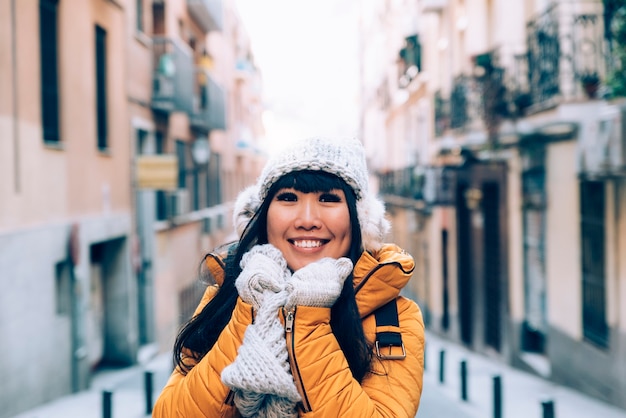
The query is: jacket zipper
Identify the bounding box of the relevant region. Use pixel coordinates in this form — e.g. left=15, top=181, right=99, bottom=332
left=284, top=307, right=311, bottom=412
left=225, top=389, right=235, bottom=406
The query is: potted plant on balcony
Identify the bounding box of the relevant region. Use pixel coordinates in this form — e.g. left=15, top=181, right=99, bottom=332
left=606, top=2, right=626, bottom=98
left=580, top=72, right=600, bottom=98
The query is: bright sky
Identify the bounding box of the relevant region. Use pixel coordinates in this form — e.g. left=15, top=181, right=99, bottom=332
left=234, top=0, right=360, bottom=156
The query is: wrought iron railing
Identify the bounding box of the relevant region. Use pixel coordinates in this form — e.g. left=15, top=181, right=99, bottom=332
left=379, top=167, right=425, bottom=200
left=434, top=91, right=449, bottom=138
left=525, top=1, right=607, bottom=109
left=450, top=76, right=470, bottom=129
left=398, top=34, right=422, bottom=88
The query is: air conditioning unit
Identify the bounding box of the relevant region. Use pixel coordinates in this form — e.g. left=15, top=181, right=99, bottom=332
left=578, top=103, right=626, bottom=176
left=168, top=189, right=190, bottom=217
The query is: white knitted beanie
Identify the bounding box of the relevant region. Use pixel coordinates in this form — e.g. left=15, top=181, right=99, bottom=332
left=233, top=137, right=390, bottom=251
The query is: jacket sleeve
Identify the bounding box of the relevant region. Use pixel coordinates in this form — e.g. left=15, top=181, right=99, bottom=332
left=152, top=295, right=253, bottom=418
left=290, top=297, right=424, bottom=417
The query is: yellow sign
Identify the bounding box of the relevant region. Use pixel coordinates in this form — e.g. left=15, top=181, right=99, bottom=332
left=136, top=155, right=178, bottom=190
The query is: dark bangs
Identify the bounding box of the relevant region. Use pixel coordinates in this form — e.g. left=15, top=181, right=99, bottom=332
left=269, top=170, right=355, bottom=196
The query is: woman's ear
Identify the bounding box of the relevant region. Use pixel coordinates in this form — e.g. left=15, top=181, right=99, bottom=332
left=357, top=194, right=391, bottom=251
left=233, top=185, right=261, bottom=238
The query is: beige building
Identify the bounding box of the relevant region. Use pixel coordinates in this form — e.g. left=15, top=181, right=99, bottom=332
left=0, top=0, right=264, bottom=416
left=136, top=0, right=266, bottom=355
left=359, top=0, right=626, bottom=410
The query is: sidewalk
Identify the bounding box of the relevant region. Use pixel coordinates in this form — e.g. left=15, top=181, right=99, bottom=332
left=10, top=353, right=173, bottom=418
left=423, top=332, right=626, bottom=418
left=10, top=331, right=626, bottom=418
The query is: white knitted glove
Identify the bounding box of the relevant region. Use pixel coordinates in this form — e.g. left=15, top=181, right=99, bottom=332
left=285, top=257, right=353, bottom=309
left=221, top=293, right=301, bottom=415
left=223, top=261, right=301, bottom=417
left=236, top=244, right=290, bottom=310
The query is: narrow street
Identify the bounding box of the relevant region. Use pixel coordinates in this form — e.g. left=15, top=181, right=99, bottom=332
left=417, top=382, right=479, bottom=418
left=11, top=331, right=626, bottom=418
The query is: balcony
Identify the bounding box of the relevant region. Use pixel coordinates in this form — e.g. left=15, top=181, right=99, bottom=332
left=187, top=0, right=223, bottom=32
left=398, top=34, right=422, bottom=88
left=378, top=165, right=457, bottom=207
left=379, top=166, right=425, bottom=201
left=524, top=1, right=606, bottom=111
left=152, top=37, right=194, bottom=114
left=191, top=68, right=227, bottom=131
left=450, top=76, right=471, bottom=130
left=434, top=91, right=450, bottom=138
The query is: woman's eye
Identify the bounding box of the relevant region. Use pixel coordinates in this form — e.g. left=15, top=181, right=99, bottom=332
left=319, top=192, right=341, bottom=203
left=276, top=192, right=297, bottom=202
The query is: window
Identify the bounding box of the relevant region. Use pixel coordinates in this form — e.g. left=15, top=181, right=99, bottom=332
left=208, top=153, right=222, bottom=207
left=136, top=128, right=148, bottom=154
left=136, top=0, right=144, bottom=32
left=39, top=0, right=60, bottom=143
left=95, top=25, right=108, bottom=150
left=176, top=140, right=187, bottom=189
left=580, top=180, right=608, bottom=347
left=155, top=131, right=168, bottom=221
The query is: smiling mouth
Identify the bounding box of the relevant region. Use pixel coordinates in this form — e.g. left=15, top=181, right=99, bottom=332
left=290, top=239, right=328, bottom=248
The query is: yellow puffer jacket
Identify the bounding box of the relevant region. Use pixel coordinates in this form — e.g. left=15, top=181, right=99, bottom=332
left=153, top=243, right=425, bottom=417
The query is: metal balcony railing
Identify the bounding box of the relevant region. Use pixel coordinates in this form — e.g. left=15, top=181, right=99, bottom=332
left=525, top=1, right=607, bottom=109
left=187, top=0, right=223, bottom=32
left=434, top=91, right=450, bottom=138
left=450, top=76, right=470, bottom=129
left=379, top=167, right=425, bottom=201
left=398, top=34, right=422, bottom=88
left=152, top=37, right=194, bottom=114
left=378, top=165, right=457, bottom=206
left=191, top=68, right=227, bottom=131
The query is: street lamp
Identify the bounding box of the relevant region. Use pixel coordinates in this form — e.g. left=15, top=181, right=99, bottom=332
left=191, top=136, right=210, bottom=165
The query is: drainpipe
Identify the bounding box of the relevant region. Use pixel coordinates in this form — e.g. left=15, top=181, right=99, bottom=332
left=614, top=180, right=622, bottom=345
left=11, top=0, right=20, bottom=193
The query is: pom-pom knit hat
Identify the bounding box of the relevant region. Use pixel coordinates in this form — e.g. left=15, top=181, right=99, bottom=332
left=233, top=137, right=390, bottom=251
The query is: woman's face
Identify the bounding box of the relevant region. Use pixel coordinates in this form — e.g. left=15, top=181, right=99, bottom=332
left=266, top=187, right=352, bottom=271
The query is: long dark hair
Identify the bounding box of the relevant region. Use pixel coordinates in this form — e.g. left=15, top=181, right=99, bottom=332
left=173, top=170, right=372, bottom=382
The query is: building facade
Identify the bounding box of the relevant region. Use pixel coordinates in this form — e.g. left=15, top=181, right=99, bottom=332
left=359, top=0, right=626, bottom=409
left=0, top=0, right=264, bottom=416
left=1, top=1, right=136, bottom=416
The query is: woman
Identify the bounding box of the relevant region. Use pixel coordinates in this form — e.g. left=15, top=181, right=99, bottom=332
left=153, top=137, right=425, bottom=417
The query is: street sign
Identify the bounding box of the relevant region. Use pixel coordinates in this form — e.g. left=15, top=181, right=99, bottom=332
left=136, top=155, right=178, bottom=190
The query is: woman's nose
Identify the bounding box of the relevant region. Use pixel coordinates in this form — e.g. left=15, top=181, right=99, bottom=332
left=294, top=198, right=321, bottom=229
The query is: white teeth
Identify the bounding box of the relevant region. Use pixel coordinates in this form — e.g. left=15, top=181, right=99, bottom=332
left=293, top=240, right=323, bottom=248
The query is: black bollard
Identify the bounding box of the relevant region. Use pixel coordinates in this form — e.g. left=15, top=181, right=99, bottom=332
left=439, top=349, right=445, bottom=383
left=102, top=390, right=112, bottom=418
left=493, top=375, right=502, bottom=418
left=542, top=399, right=555, bottom=418
left=460, top=360, right=468, bottom=401
left=145, top=370, right=154, bottom=414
